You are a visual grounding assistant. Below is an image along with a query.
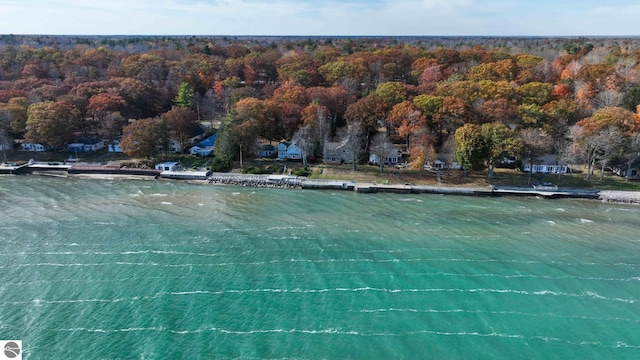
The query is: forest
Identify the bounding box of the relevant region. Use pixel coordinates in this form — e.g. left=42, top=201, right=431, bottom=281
left=1, top=35, right=640, bottom=179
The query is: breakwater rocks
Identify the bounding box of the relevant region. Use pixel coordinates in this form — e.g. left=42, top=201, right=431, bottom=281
left=208, top=173, right=303, bottom=189
left=599, top=190, right=640, bottom=204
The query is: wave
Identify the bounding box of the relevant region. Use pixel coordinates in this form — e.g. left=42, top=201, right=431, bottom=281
left=7, top=256, right=639, bottom=269
left=53, top=326, right=640, bottom=348
left=354, top=308, right=640, bottom=323
left=8, top=287, right=634, bottom=305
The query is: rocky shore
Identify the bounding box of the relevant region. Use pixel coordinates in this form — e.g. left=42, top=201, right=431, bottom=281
left=598, top=190, right=640, bottom=204
left=208, top=173, right=303, bottom=189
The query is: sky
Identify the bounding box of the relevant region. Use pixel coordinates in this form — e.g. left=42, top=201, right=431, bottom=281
left=0, top=0, right=639, bottom=36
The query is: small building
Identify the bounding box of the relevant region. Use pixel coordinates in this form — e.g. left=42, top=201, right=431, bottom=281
left=170, top=124, right=207, bottom=153
left=323, top=139, right=352, bottom=164
left=369, top=146, right=403, bottom=166
left=611, top=157, right=640, bottom=180
left=424, top=159, right=463, bottom=170
left=155, top=162, right=182, bottom=171
left=523, top=164, right=568, bottom=174
left=190, top=145, right=213, bottom=157
left=523, top=155, right=567, bottom=174
left=277, top=142, right=290, bottom=159
left=286, top=144, right=302, bottom=160
left=68, top=138, right=104, bottom=153
left=108, top=139, right=123, bottom=153
left=190, top=134, right=217, bottom=156
left=168, top=139, right=182, bottom=153
left=276, top=141, right=303, bottom=160
left=21, top=143, right=50, bottom=152
left=256, top=144, right=276, bottom=158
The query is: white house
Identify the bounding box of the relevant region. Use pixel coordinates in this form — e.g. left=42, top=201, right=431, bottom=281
left=424, top=159, right=463, bottom=170
left=523, top=164, right=568, bottom=174
left=190, top=145, right=213, bottom=157
left=21, top=143, right=50, bottom=152
left=523, top=154, right=567, bottom=174
left=108, top=139, right=123, bottom=153
left=369, top=146, right=403, bottom=166
left=68, top=138, right=104, bottom=153
left=155, top=162, right=182, bottom=171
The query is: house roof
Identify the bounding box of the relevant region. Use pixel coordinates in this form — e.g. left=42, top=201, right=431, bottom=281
left=72, top=138, right=102, bottom=145
left=190, top=124, right=206, bottom=138
left=196, top=133, right=218, bottom=147
left=258, top=144, right=275, bottom=150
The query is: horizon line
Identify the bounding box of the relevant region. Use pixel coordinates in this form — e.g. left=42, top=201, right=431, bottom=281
left=2, top=34, right=640, bottom=39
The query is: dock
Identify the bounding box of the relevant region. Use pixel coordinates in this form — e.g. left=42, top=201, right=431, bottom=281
left=160, top=170, right=209, bottom=180
left=0, top=163, right=31, bottom=174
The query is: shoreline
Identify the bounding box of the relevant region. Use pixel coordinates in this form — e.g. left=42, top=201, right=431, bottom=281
left=5, top=167, right=640, bottom=205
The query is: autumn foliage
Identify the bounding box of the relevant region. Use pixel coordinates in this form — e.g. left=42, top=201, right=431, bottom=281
left=0, top=35, right=639, bottom=168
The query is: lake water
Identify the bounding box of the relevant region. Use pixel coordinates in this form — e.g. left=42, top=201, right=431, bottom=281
left=1, top=176, right=640, bottom=359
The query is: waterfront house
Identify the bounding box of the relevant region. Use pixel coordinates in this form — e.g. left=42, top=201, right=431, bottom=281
left=424, top=159, right=463, bottom=170
left=369, top=146, right=403, bottom=166
left=21, top=142, right=50, bottom=152
left=256, top=144, right=276, bottom=158
left=189, top=133, right=217, bottom=156
left=523, top=155, right=568, bottom=174
left=155, top=162, right=182, bottom=171
left=323, top=139, right=352, bottom=164
left=286, top=144, right=302, bottom=160
left=108, top=138, right=123, bottom=153
left=277, top=142, right=290, bottom=159
left=68, top=138, right=104, bottom=153
left=276, top=141, right=303, bottom=160
left=169, top=124, right=207, bottom=153
left=611, top=157, right=640, bottom=179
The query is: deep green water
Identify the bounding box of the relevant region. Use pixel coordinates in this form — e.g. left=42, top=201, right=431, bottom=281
left=1, top=176, right=640, bottom=359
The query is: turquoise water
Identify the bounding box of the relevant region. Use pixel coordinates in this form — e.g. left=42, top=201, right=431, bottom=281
left=1, top=176, right=640, bottom=359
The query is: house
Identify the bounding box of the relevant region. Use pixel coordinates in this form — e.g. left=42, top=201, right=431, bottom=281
left=277, top=142, right=290, bottom=159
left=523, top=164, right=568, bottom=174
left=21, top=143, right=50, bottom=152
left=256, top=144, right=276, bottom=158
left=523, top=154, right=568, bottom=174
left=611, top=157, right=640, bottom=180
left=190, top=145, right=213, bottom=157
left=323, top=139, right=352, bottom=164
left=108, top=138, right=123, bottom=153
left=68, top=138, right=104, bottom=153
left=424, top=159, right=463, bottom=170
left=276, top=142, right=303, bottom=160
left=155, top=162, right=182, bottom=171
left=286, top=144, right=302, bottom=160
left=169, top=124, right=207, bottom=153
left=369, top=146, right=403, bottom=166
left=189, top=133, right=217, bottom=156
left=168, top=139, right=182, bottom=153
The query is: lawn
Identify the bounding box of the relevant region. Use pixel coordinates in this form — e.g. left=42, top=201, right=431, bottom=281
left=7, top=149, right=640, bottom=191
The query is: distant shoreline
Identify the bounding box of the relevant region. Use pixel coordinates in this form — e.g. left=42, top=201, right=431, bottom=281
left=5, top=167, right=640, bottom=205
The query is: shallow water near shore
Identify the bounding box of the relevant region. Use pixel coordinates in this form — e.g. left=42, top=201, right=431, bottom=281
left=1, top=175, right=640, bottom=359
